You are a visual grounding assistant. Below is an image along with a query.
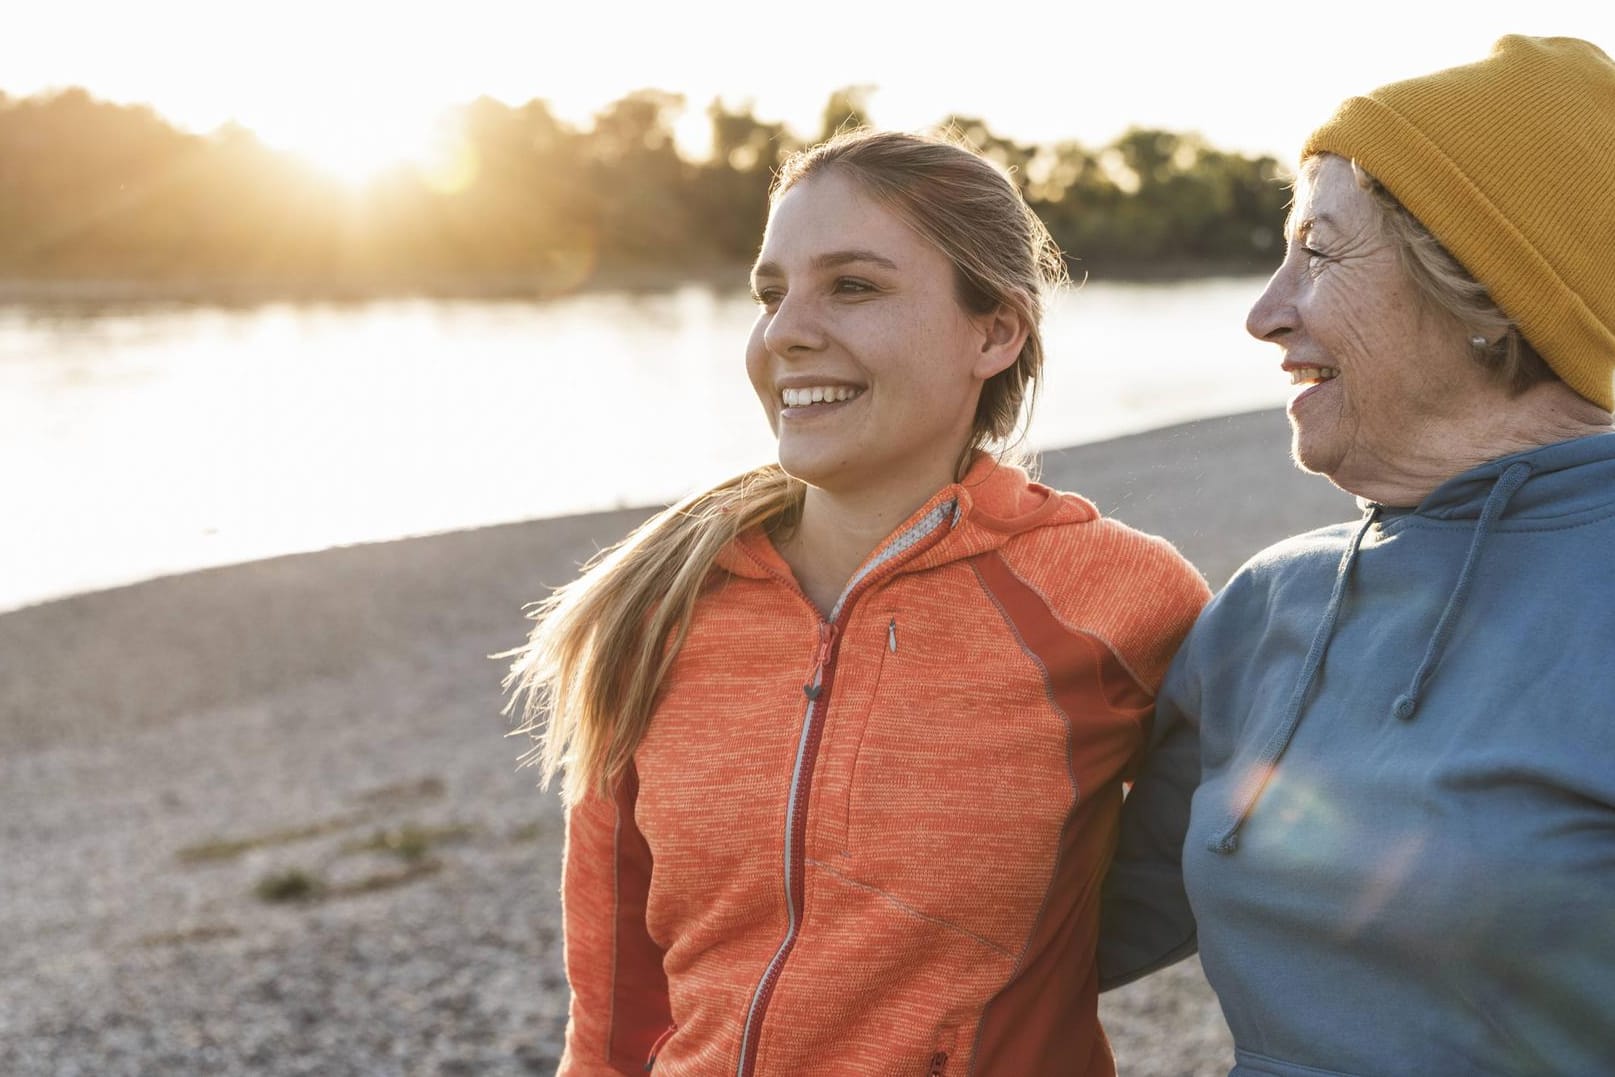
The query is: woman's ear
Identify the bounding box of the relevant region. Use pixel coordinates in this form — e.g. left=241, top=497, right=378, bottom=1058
left=971, top=294, right=1031, bottom=380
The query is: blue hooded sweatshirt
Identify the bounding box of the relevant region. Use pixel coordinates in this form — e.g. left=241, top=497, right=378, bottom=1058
left=1159, top=433, right=1615, bottom=1075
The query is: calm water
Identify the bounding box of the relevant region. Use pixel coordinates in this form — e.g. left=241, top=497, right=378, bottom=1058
left=1, top=277, right=1286, bottom=612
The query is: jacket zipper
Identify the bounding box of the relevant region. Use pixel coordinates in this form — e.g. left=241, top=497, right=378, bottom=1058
left=734, top=508, right=953, bottom=1076
left=803, top=622, right=837, bottom=701
left=735, top=616, right=843, bottom=1077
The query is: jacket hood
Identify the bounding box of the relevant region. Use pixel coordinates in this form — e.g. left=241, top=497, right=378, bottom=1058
left=715, top=453, right=1096, bottom=583
left=1393, top=431, right=1615, bottom=522
left=1210, top=431, right=1615, bottom=855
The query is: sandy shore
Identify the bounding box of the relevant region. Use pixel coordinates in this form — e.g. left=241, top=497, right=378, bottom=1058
left=0, top=407, right=1355, bottom=1076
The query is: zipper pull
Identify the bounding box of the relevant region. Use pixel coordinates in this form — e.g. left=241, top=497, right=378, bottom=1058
left=929, top=1050, right=949, bottom=1076
left=888, top=616, right=897, bottom=654
left=645, top=1023, right=677, bottom=1070
left=803, top=622, right=838, bottom=701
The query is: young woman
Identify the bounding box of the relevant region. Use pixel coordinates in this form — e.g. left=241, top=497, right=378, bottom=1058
left=507, top=129, right=1210, bottom=1076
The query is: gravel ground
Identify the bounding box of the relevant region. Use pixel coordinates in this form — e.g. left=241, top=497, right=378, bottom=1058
left=0, top=410, right=1353, bottom=1075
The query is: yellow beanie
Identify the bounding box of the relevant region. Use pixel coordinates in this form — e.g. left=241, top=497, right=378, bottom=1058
left=1304, top=35, right=1615, bottom=410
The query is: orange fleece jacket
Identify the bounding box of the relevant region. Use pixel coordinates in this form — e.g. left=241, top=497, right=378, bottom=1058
left=559, top=457, right=1210, bottom=1076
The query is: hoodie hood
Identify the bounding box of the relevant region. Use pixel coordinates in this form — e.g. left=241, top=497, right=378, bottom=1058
left=715, top=453, right=1095, bottom=583
left=1392, top=431, right=1615, bottom=523
left=1210, top=432, right=1615, bottom=854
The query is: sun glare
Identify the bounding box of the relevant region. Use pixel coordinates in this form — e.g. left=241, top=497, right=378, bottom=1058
left=257, top=106, right=473, bottom=191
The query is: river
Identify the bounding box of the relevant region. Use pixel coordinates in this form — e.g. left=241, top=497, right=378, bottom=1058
left=1, top=276, right=1286, bottom=611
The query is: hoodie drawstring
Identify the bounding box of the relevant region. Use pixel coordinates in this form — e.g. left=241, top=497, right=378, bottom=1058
left=1210, top=460, right=1534, bottom=855
left=1209, top=506, right=1380, bottom=855
left=1389, top=461, right=1531, bottom=721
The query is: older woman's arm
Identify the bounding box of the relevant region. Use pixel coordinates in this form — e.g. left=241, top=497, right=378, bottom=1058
left=1096, top=649, right=1202, bottom=991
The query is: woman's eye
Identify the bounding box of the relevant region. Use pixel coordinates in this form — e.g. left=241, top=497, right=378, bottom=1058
left=1299, top=245, right=1333, bottom=274
left=833, top=277, right=875, bottom=296
left=752, top=288, right=783, bottom=309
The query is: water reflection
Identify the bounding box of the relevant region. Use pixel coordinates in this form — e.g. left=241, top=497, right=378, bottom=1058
left=0, top=278, right=1282, bottom=611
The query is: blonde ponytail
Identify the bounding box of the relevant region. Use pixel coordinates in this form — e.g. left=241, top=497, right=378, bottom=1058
left=505, top=465, right=804, bottom=803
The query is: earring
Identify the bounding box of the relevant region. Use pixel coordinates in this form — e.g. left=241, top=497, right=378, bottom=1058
left=1469, top=335, right=1490, bottom=354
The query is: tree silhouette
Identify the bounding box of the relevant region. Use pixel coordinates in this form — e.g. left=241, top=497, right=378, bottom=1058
left=817, top=86, right=875, bottom=141
left=695, top=100, right=794, bottom=259
left=0, top=86, right=1290, bottom=294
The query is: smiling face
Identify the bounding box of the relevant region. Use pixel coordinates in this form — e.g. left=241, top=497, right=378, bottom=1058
left=1247, top=154, right=1496, bottom=495
left=747, top=170, right=1017, bottom=504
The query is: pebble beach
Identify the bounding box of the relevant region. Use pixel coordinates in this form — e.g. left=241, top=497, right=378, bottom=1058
left=0, top=407, right=1355, bottom=1076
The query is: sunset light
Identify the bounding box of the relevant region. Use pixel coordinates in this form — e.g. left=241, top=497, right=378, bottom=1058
left=247, top=104, right=475, bottom=191
left=274, top=112, right=438, bottom=187
left=7, top=3, right=1615, bottom=1076
left=6, top=2, right=1609, bottom=182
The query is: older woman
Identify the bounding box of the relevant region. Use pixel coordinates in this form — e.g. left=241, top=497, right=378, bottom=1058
left=1148, top=35, right=1615, bottom=1074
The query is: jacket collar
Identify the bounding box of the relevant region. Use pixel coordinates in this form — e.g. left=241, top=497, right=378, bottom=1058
left=714, top=453, right=1095, bottom=582
left=1388, top=432, right=1615, bottom=522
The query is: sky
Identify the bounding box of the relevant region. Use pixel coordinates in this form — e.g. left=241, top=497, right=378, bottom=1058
left=4, top=2, right=1612, bottom=181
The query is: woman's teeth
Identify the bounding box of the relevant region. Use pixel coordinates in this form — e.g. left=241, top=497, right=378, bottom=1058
left=1288, top=366, right=1340, bottom=385
left=782, top=386, right=862, bottom=406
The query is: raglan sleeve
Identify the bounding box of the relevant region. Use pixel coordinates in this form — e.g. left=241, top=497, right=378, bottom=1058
left=1097, top=569, right=1210, bottom=991
left=558, top=763, right=673, bottom=1075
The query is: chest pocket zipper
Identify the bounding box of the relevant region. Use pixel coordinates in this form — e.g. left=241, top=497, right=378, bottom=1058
left=835, top=613, right=900, bottom=856
left=644, top=1023, right=676, bottom=1071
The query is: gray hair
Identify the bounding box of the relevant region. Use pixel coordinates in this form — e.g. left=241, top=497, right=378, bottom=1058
left=1322, top=155, right=1556, bottom=394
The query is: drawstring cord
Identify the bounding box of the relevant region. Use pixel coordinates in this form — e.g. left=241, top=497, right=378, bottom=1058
left=1209, top=506, right=1379, bottom=855
left=1390, top=461, right=1531, bottom=721
left=1210, top=460, right=1534, bottom=855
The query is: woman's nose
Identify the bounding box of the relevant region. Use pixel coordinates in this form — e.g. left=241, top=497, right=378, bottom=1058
left=1245, top=265, right=1295, bottom=343
left=762, top=291, right=825, bottom=354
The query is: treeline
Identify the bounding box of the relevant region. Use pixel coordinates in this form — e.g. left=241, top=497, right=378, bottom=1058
left=0, top=86, right=1291, bottom=294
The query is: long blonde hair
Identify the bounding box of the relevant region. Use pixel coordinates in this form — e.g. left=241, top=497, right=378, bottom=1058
left=505, top=128, right=1069, bottom=803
